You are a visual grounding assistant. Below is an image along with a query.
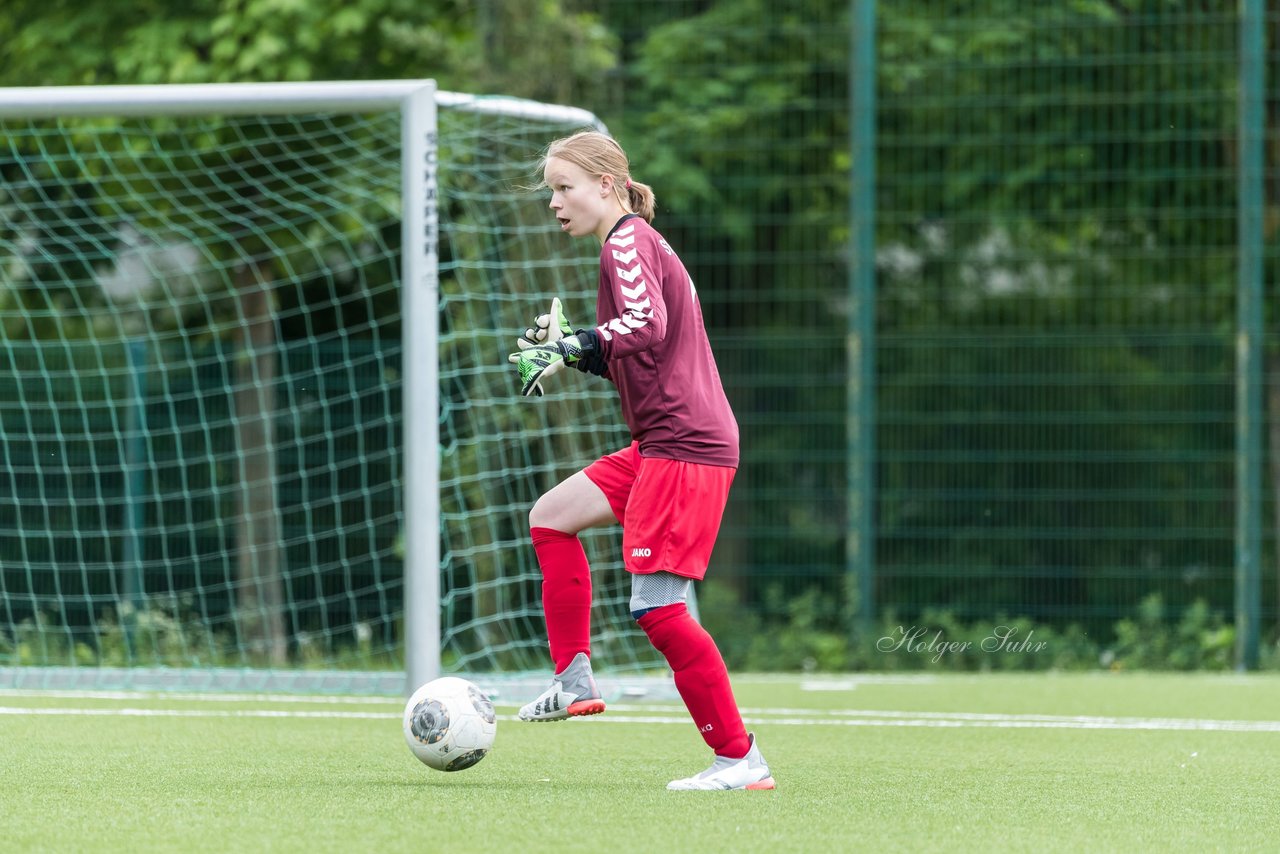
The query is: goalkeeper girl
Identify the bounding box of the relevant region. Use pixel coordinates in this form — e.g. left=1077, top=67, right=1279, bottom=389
left=508, top=130, right=774, bottom=791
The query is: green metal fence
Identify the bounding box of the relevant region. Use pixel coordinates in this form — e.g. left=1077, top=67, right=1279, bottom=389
left=594, top=0, right=1278, bottom=665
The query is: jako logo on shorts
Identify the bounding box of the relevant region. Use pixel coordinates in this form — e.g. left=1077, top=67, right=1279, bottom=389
left=631, top=547, right=652, bottom=558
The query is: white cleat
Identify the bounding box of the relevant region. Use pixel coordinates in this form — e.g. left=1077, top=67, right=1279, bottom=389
left=667, top=732, right=776, bottom=790
left=518, top=652, right=606, bottom=722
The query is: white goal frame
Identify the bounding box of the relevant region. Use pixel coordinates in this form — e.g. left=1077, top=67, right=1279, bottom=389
left=0, top=80, right=605, bottom=696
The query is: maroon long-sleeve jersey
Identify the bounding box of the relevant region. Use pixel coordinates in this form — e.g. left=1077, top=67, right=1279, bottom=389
left=591, top=215, right=739, bottom=468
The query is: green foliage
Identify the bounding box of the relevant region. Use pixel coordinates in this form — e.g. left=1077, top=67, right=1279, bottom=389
left=876, top=0, right=1239, bottom=333
left=96, top=601, right=226, bottom=667
left=2, top=600, right=405, bottom=669
left=0, top=0, right=616, bottom=102
left=700, top=582, right=853, bottom=672
left=0, top=2, right=618, bottom=331
left=3, top=610, right=97, bottom=667
left=701, top=580, right=1258, bottom=673
left=1109, top=593, right=1236, bottom=671
left=2, top=600, right=225, bottom=667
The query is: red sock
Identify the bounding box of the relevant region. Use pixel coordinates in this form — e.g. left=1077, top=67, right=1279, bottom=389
left=638, top=602, right=750, bottom=759
left=531, top=527, right=592, bottom=672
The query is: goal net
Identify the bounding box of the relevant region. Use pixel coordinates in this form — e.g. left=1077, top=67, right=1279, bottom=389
left=0, top=82, right=656, bottom=694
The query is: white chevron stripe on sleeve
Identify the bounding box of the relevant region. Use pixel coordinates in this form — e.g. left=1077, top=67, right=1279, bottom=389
left=620, top=282, right=647, bottom=300
left=616, top=264, right=643, bottom=284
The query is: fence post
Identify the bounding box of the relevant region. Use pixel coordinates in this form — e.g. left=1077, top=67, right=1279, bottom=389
left=848, top=0, right=878, bottom=636
left=1235, top=0, right=1264, bottom=671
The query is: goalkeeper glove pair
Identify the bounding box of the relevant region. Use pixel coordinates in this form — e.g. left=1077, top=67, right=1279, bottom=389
left=507, top=298, right=605, bottom=397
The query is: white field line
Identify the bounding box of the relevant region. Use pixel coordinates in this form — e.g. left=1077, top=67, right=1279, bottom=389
left=628, top=703, right=1280, bottom=729
left=0, top=703, right=1278, bottom=733
left=0, top=707, right=394, bottom=719
left=592, top=714, right=1280, bottom=733
left=0, top=689, right=393, bottom=705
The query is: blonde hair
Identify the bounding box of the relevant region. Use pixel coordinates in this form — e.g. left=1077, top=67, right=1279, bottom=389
left=541, top=130, right=656, bottom=223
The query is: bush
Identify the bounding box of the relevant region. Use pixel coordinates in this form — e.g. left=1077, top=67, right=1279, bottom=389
left=700, top=581, right=1251, bottom=673
left=1108, top=594, right=1234, bottom=671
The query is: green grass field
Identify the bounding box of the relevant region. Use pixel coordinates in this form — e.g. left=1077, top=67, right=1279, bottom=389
left=3, top=673, right=1279, bottom=852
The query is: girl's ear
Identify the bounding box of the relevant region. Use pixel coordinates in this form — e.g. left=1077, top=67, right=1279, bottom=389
left=599, top=174, right=614, bottom=197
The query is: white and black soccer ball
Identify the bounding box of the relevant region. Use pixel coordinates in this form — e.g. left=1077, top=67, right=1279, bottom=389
left=402, top=677, right=497, bottom=772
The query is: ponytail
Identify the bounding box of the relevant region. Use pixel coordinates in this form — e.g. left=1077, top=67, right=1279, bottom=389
left=623, top=179, right=656, bottom=223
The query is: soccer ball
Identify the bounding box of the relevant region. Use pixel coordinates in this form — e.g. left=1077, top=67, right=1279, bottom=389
left=402, top=676, right=497, bottom=772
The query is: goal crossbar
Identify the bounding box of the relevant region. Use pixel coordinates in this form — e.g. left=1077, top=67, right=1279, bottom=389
left=0, top=80, right=605, bottom=129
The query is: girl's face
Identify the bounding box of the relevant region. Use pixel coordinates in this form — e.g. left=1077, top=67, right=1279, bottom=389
left=543, top=156, right=621, bottom=244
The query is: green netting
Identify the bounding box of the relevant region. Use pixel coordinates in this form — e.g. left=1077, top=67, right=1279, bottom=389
left=1, top=110, right=411, bottom=683
left=0, top=93, right=653, bottom=690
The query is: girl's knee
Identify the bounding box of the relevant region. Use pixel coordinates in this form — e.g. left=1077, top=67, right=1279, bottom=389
left=528, top=492, right=557, bottom=531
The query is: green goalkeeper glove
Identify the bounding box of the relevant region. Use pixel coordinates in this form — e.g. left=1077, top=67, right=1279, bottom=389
left=516, top=297, right=572, bottom=352
left=508, top=298, right=605, bottom=395
left=510, top=297, right=570, bottom=397
left=508, top=334, right=592, bottom=397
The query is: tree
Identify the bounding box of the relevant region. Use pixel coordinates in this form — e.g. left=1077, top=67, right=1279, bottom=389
left=0, top=0, right=618, bottom=661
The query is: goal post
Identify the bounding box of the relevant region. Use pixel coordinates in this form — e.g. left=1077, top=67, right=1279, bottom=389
left=399, top=82, right=440, bottom=699
left=0, top=81, right=659, bottom=696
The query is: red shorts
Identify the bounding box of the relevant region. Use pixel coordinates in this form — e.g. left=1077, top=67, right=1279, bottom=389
left=583, top=442, right=735, bottom=580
